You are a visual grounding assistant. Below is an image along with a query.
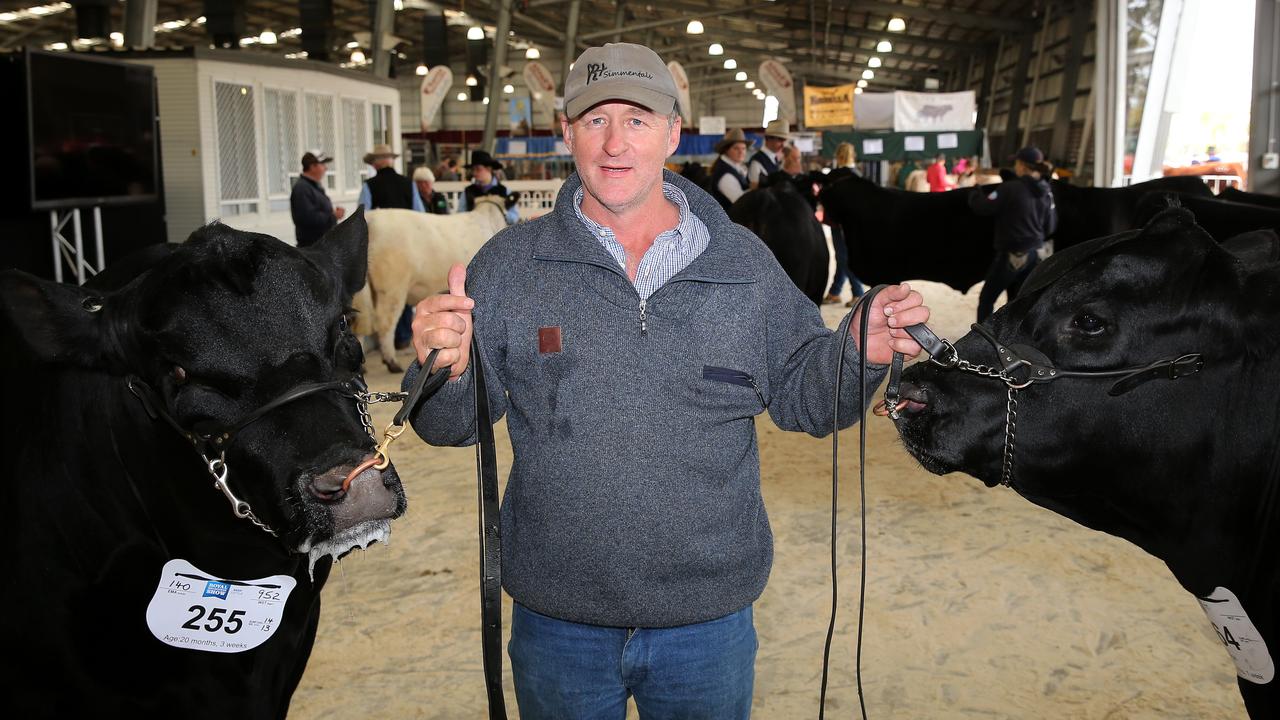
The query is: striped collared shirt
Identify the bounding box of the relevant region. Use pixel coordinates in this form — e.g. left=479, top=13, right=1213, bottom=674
left=573, top=182, right=710, bottom=301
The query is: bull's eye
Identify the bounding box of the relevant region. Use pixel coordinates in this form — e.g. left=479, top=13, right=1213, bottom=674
left=339, top=313, right=350, bottom=333
left=1072, top=312, right=1107, bottom=336
left=172, top=366, right=188, bottom=384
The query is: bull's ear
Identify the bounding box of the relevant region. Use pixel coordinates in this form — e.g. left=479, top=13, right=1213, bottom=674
left=1221, top=229, right=1280, bottom=271
left=1243, top=264, right=1280, bottom=349
left=305, top=207, right=368, bottom=298
left=0, top=269, right=107, bottom=367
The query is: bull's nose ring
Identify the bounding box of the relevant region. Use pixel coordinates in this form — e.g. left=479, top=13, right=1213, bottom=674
left=341, top=455, right=382, bottom=493
left=872, top=398, right=909, bottom=418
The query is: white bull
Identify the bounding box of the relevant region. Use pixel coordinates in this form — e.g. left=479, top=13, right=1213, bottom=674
left=353, top=195, right=508, bottom=372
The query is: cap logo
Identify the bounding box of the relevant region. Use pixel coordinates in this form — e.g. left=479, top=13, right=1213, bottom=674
left=585, top=62, right=655, bottom=85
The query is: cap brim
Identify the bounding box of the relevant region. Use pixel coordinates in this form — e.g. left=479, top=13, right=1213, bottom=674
left=566, top=83, right=677, bottom=120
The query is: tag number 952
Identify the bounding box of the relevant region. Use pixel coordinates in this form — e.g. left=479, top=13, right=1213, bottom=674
left=181, top=605, right=245, bottom=634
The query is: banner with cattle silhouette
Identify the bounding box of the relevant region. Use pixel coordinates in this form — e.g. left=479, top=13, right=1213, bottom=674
left=893, top=91, right=976, bottom=132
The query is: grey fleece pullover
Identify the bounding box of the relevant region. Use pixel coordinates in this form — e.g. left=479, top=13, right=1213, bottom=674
left=404, top=169, right=886, bottom=628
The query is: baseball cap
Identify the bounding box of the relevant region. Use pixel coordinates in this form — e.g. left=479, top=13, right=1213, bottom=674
left=564, top=43, right=679, bottom=119
left=301, top=150, right=333, bottom=169
left=1014, top=146, right=1044, bottom=165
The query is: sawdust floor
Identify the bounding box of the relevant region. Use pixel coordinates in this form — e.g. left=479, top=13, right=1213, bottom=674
left=289, top=280, right=1245, bottom=719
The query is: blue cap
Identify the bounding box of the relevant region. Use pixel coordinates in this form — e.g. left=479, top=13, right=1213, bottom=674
left=1015, top=146, right=1044, bottom=164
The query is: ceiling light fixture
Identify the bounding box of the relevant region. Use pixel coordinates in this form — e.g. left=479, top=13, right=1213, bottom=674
left=708, top=43, right=723, bottom=56
left=525, top=47, right=540, bottom=59
left=350, top=49, right=366, bottom=64
left=877, top=39, right=892, bottom=53
left=416, top=64, right=428, bottom=76
left=887, top=17, right=906, bottom=32
left=503, top=83, right=514, bottom=94
left=259, top=29, right=276, bottom=45
left=466, top=74, right=478, bottom=86
left=862, top=69, right=874, bottom=80
left=868, top=56, right=881, bottom=68
left=735, top=71, right=747, bottom=81
left=854, top=87, right=863, bottom=94
left=467, top=26, right=484, bottom=40
left=857, top=79, right=868, bottom=88
left=724, top=58, right=737, bottom=70
left=745, top=80, right=755, bottom=89
left=686, top=20, right=704, bottom=34
left=457, top=92, right=467, bottom=101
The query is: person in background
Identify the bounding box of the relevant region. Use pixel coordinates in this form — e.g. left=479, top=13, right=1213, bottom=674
left=822, top=142, right=864, bottom=305
left=359, top=143, right=424, bottom=212
left=969, top=145, right=1057, bottom=322
left=926, top=152, right=952, bottom=192
left=414, top=166, right=451, bottom=215
left=435, top=155, right=461, bottom=181
left=710, top=128, right=751, bottom=211
left=748, top=120, right=789, bottom=189
left=1206, top=145, right=1221, bottom=162
left=289, top=150, right=344, bottom=248
left=463, top=150, right=520, bottom=224
left=405, top=40, right=929, bottom=720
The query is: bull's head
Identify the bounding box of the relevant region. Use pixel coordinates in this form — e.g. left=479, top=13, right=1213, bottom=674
left=0, top=211, right=406, bottom=571
left=892, top=207, right=1280, bottom=573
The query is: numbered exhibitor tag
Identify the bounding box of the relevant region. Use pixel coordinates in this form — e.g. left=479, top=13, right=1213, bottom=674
left=1197, top=586, right=1274, bottom=684
left=146, top=558, right=296, bottom=654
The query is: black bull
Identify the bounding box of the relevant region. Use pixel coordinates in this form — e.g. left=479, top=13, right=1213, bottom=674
left=729, top=180, right=829, bottom=304
left=891, top=207, right=1280, bottom=718
left=0, top=211, right=406, bottom=718
left=818, top=175, right=1216, bottom=293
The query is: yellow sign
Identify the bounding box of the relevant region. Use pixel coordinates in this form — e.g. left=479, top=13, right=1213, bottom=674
left=803, top=84, right=856, bottom=128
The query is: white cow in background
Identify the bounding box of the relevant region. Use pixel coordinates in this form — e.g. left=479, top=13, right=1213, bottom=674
left=353, top=195, right=508, bottom=372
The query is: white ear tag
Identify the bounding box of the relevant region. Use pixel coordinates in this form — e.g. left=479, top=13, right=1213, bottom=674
left=146, top=558, right=297, bottom=654
left=1197, top=586, right=1274, bottom=684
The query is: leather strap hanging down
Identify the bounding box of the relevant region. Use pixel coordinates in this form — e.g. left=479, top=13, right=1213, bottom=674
left=471, top=336, right=507, bottom=719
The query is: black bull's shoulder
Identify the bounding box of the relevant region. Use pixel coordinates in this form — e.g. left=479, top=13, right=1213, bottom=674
left=729, top=181, right=829, bottom=304
left=817, top=175, right=1216, bottom=293
left=892, top=206, right=1280, bottom=718
left=0, top=210, right=407, bottom=717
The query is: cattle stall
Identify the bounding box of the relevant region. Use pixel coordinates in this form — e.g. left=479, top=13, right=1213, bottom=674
left=289, top=282, right=1245, bottom=719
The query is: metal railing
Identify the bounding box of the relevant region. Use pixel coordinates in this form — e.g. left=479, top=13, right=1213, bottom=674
left=434, top=180, right=564, bottom=220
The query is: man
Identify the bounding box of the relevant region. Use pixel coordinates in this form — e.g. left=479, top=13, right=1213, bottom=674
left=406, top=41, right=929, bottom=719
left=969, top=145, right=1057, bottom=322
left=359, top=143, right=424, bottom=212
left=289, top=150, right=344, bottom=247
left=359, top=143, right=422, bottom=350
left=710, top=127, right=751, bottom=210
left=462, top=150, right=519, bottom=224
left=747, top=119, right=789, bottom=189
left=413, top=166, right=450, bottom=215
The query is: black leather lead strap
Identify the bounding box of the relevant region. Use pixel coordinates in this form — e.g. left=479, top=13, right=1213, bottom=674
left=471, top=336, right=507, bottom=719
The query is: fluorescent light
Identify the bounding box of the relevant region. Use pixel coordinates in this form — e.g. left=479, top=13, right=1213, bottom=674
left=259, top=29, right=277, bottom=44
left=877, top=40, right=892, bottom=52
left=686, top=20, right=704, bottom=34
left=868, top=57, right=881, bottom=68
left=416, top=64, right=428, bottom=75
left=887, top=17, right=906, bottom=32
left=503, top=84, right=514, bottom=94
left=525, top=47, right=540, bottom=59
left=735, top=71, right=747, bottom=81
left=346, top=41, right=359, bottom=48
left=724, top=58, right=736, bottom=70
left=857, top=79, right=868, bottom=88
left=467, top=26, right=484, bottom=40
left=351, top=49, right=366, bottom=63
left=457, top=92, right=468, bottom=101
left=0, top=13, right=18, bottom=22
left=862, top=69, right=874, bottom=80
left=745, top=81, right=755, bottom=89
left=49, top=41, right=67, bottom=50
left=708, top=43, right=723, bottom=56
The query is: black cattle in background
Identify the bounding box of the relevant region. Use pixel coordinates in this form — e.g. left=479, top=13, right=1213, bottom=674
left=891, top=207, right=1280, bottom=718
left=0, top=211, right=406, bottom=718
left=1220, top=186, right=1280, bottom=209
left=1135, top=191, right=1280, bottom=240
left=818, top=174, right=1215, bottom=293
left=729, top=180, right=829, bottom=304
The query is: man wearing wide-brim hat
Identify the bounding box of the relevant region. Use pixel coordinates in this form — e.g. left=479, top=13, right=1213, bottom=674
left=403, top=40, right=930, bottom=720
left=462, top=149, right=515, bottom=222
left=748, top=119, right=791, bottom=189
left=710, top=128, right=752, bottom=210
left=358, top=142, right=424, bottom=213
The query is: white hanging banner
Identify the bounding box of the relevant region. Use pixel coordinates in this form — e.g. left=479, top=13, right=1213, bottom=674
left=419, top=65, right=454, bottom=131
left=853, top=92, right=896, bottom=129
left=893, top=90, right=977, bottom=132
left=667, top=60, right=693, bottom=124
left=523, top=60, right=558, bottom=120
left=758, top=59, right=797, bottom=123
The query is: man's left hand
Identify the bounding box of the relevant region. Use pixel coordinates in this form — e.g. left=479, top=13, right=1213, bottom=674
left=334, top=206, right=347, bottom=219
left=850, top=282, right=930, bottom=365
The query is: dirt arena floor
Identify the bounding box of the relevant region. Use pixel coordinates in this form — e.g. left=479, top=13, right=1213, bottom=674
left=289, top=280, right=1247, bottom=719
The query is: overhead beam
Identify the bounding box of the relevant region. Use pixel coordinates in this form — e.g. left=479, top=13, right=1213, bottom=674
left=849, top=0, right=1034, bottom=34
left=578, top=2, right=774, bottom=42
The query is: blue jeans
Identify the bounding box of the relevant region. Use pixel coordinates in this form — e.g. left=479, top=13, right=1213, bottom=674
left=393, top=305, right=414, bottom=348
left=977, top=249, right=1040, bottom=322
left=509, top=603, right=757, bottom=720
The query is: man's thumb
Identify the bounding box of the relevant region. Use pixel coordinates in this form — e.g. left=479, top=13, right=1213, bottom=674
left=447, top=263, right=468, bottom=298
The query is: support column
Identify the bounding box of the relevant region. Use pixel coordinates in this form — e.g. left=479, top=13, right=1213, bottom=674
left=613, top=1, right=626, bottom=44
left=562, top=0, right=582, bottom=92
left=1000, top=31, right=1034, bottom=162
left=203, top=0, right=246, bottom=50
left=1249, top=0, right=1280, bottom=194
left=977, top=35, right=1002, bottom=132
left=123, top=0, right=157, bottom=48
left=1094, top=0, right=1127, bottom=187
left=1131, top=0, right=1184, bottom=181
left=1049, top=0, right=1092, bottom=164
left=371, top=0, right=394, bottom=79
left=1021, top=8, right=1052, bottom=147
left=481, top=0, right=514, bottom=152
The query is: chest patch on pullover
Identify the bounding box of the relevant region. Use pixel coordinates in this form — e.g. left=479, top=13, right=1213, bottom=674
left=538, top=326, right=563, bottom=354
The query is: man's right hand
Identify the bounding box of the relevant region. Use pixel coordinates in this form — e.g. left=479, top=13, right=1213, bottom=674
left=334, top=206, right=346, bottom=219
left=412, top=263, right=474, bottom=377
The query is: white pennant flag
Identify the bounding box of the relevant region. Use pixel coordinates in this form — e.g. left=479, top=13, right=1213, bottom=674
left=758, top=59, right=797, bottom=123
left=667, top=61, right=693, bottom=124
left=419, top=66, right=453, bottom=131
left=522, top=60, right=558, bottom=121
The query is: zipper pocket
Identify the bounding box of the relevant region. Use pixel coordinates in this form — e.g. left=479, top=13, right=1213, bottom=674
left=703, top=366, right=766, bottom=408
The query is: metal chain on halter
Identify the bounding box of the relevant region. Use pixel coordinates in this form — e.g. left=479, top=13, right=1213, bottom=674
left=202, top=453, right=278, bottom=537
left=1001, top=387, right=1019, bottom=488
